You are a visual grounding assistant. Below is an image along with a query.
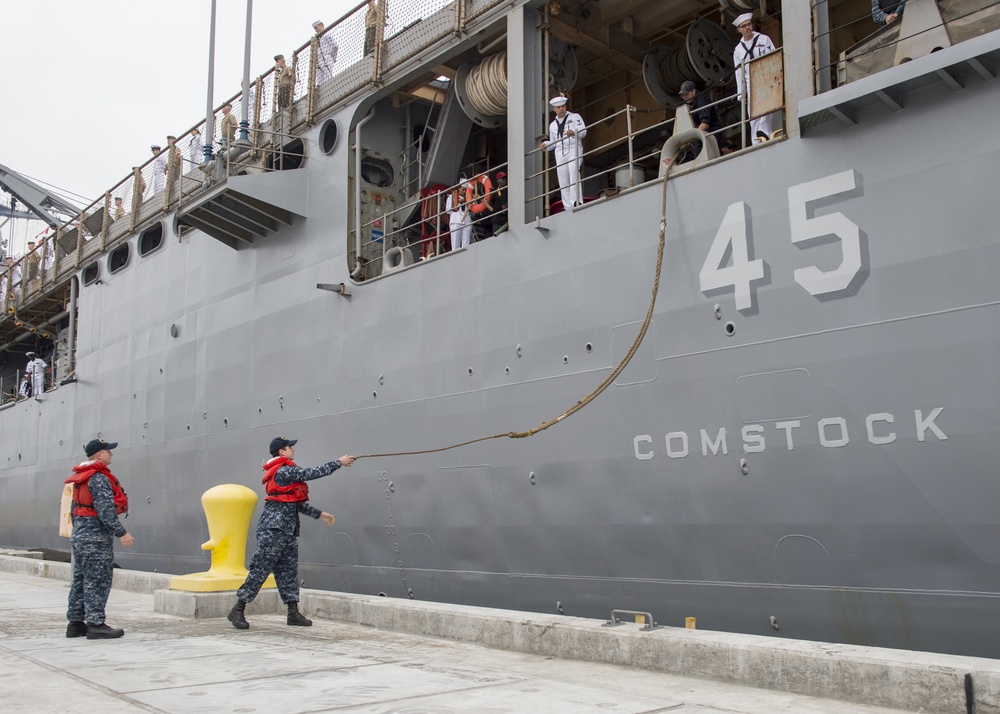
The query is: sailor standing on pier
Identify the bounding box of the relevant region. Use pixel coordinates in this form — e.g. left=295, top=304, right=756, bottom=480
left=228, top=437, right=356, bottom=630
left=65, top=439, right=133, bottom=639
left=732, top=12, right=777, bottom=144
left=539, top=96, right=587, bottom=210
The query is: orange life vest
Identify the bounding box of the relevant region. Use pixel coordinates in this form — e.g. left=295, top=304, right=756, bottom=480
left=262, top=456, right=309, bottom=502
left=65, top=462, right=129, bottom=517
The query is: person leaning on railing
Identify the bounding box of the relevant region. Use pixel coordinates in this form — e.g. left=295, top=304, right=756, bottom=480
left=872, top=0, right=905, bottom=26
left=674, top=80, right=724, bottom=164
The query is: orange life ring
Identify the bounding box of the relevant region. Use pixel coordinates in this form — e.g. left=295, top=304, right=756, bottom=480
left=466, top=174, right=494, bottom=214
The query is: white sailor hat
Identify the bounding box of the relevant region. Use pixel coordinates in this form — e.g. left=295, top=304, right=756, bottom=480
left=549, top=96, right=568, bottom=107
left=312, top=19, right=323, bottom=28
left=733, top=12, right=754, bottom=27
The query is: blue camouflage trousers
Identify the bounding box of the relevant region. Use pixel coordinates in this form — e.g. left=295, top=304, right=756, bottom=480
left=237, top=528, right=300, bottom=605
left=67, top=539, right=114, bottom=625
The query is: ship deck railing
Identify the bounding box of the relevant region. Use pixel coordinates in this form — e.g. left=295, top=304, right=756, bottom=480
left=351, top=88, right=787, bottom=280
left=524, top=94, right=764, bottom=213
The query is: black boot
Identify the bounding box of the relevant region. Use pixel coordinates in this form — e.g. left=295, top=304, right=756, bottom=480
left=227, top=599, right=249, bottom=630
left=66, top=621, right=88, bottom=638
left=86, top=623, right=125, bottom=639
left=286, top=601, right=312, bottom=627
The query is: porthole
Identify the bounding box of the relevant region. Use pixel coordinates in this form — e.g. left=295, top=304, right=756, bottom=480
left=139, top=223, right=164, bottom=256
left=320, top=119, right=339, bottom=155
left=82, top=262, right=100, bottom=286
left=108, top=243, right=130, bottom=274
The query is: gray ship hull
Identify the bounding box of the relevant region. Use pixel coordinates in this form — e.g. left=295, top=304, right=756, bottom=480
left=2, top=0, right=999, bottom=659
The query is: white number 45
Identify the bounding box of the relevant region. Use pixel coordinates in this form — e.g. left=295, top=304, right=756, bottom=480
left=700, top=169, right=867, bottom=311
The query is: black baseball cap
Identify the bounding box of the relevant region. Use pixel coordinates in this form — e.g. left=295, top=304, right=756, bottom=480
left=269, top=436, right=297, bottom=455
left=85, top=438, right=118, bottom=457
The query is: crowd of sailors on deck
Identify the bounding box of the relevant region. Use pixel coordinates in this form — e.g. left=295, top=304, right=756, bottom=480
left=103, top=9, right=361, bottom=217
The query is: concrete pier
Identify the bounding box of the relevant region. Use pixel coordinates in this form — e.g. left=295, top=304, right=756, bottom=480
left=1, top=553, right=998, bottom=713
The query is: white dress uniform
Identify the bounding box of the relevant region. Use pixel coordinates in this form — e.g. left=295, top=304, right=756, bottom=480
left=446, top=190, right=472, bottom=250
left=733, top=30, right=777, bottom=143
left=316, top=32, right=339, bottom=86
left=542, top=104, right=587, bottom=209
left=189, top=134, right=203, bottom=165
left=26, top=356, right=46, bottom=397
left=153, top=153, right=166, bottom=194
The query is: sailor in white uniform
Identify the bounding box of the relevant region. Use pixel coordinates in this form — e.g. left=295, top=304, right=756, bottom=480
left=732, top=12, right=777, bottom=144
left=25, top=351, right=46, bottom=398
left=446, top=177, right=472, bottom=251
left=188, top=128, right=204, bottom=166
left=539, top=96, right=587, bottom=210
left=151, top=145, right=166, bottom=195
left=312, top=20, right=339, bottom=86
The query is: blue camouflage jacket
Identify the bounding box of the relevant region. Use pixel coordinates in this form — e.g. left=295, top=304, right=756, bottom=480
left=256, top=460, right=342, bottom=537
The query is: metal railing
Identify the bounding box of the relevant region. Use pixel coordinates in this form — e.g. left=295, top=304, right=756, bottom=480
left=1, top=0, right=487, bottom=308
left=351, top=159, right=510, bottom=279
left=527, top=90, right=783, bottom=217
left=349, top=78, right=787, bottom=281
left=0, top=370, right=23, bottom=406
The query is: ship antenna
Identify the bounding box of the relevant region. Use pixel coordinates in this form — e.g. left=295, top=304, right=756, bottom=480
left=356, top=143, right=685, bottom=460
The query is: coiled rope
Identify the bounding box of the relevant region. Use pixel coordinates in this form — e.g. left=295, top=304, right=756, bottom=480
left=466, top=52, right=508, bottom=117
left=356, top=148, right=679, bottom=461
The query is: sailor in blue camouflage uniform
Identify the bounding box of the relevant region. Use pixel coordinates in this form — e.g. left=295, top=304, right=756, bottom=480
left=228, top=436, right=355, bottom=629
left=65, top=438, right=134, bottom=639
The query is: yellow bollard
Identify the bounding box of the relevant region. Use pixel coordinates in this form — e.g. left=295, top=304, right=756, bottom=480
left=170, top=484, right=276, bottom=592
left=685, top=617, right=697, bottom=629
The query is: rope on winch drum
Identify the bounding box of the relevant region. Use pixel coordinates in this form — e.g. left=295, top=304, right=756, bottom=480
left=356, top=151, right=681, bottom=460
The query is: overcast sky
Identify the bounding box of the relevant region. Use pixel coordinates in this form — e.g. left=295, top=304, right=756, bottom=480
left=1, top=0, right=357, bottom=255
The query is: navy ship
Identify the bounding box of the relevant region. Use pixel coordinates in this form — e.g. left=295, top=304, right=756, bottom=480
left=2, top=0, right=1000, bottom=658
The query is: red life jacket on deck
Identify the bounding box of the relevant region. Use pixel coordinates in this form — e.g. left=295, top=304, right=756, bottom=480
left=262, top=456, right=309, bottom=502
left=65, top=462, right=129, bottom=517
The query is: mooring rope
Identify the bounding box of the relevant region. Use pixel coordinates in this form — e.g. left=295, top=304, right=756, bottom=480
left=356, top=152, right=678, bottom=460
left=466, top=52, right=508, bottom=117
